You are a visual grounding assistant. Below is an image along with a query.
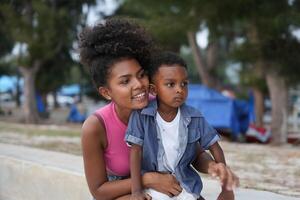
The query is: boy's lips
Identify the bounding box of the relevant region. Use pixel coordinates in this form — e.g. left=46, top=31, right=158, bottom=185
left=174, top=96, right=184, bottom=101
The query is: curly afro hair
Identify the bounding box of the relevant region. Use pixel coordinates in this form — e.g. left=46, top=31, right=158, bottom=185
left=148, top=51, right=187, bottom=82
left=78, top=17, right=155, bottom=88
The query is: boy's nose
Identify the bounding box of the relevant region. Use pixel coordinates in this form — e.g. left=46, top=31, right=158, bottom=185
left=176, top=86, right=183, bottom=93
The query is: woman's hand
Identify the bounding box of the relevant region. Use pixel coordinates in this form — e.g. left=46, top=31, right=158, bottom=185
left=131, top=191, right=152, bottom=200
left=143, top=172, right=182, bottom=197
left=208, top=162, right=239, bottom=191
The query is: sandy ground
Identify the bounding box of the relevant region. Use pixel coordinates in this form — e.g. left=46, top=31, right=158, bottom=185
left=0, top=105, right=299, bottom=197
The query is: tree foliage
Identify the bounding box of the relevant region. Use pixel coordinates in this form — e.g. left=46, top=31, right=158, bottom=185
left=0, top=0, right=95, bottom=123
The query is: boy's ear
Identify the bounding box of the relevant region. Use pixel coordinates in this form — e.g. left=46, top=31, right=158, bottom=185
left=149, top=84, right=157, bottom=96
left=98, top=86, right=112, bottom=100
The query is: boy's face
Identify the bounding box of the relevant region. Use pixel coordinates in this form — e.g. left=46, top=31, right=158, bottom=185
left=151, top=64, right=188, bottom=109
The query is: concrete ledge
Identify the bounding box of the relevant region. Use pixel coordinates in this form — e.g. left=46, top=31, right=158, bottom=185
left=0, top=143, right=92, bottom=200
left=1, top=143, right=299, bottom=200
left=201, top=179, right=300, bottom=200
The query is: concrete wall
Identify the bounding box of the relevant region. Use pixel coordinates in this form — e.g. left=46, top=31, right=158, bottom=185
left=1, top=143, right=299, bottom=200
left=0, top=143, right=92, bottom=200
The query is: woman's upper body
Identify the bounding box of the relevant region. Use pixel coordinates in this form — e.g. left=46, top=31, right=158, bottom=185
left=93, top=101, right=129, bottom=176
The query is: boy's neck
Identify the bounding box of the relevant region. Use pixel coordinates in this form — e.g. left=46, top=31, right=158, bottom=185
left=157, top=106, right=179, bottom=122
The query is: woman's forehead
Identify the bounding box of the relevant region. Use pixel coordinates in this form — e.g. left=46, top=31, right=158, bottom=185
left=109, top=58, right=143, bottom=78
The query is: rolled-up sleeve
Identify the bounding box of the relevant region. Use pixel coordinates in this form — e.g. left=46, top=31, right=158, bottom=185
left=125, top=110, right=145, bottom=146
left=198, top=117, right=220, bottom=149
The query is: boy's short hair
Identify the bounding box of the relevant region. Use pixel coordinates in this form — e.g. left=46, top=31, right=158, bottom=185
left=149, top=51, right=187, bottom=81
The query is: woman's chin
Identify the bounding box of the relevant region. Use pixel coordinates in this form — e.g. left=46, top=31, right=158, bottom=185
left=132, top=100, right=148, bottom=109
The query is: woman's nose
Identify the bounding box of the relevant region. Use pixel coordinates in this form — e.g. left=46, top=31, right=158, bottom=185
left=133, top=77, right=143, bottom=89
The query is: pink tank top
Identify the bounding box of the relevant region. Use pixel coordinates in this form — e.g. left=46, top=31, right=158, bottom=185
left=94, top=102, right=130, bottom=176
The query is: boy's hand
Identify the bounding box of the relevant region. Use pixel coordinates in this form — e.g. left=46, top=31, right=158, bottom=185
left=143, top=172, right=182, bottom=197
left=131, top=191, right=152, bottom=200
left=217, top=188, right=234, bottom=200
left=208, top=162, right=239, bottom=190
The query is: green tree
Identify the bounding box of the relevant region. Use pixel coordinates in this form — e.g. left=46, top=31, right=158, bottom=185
left=116, top=0, right=300, bottom=144
left=220, top=0, right=300, bottom=144
left=116, top=0, right=227, bottom=89
left=0, top=0, right=95, bottom=123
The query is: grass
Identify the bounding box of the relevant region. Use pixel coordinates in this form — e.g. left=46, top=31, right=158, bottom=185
left=0, top=121, right=81, bottom=137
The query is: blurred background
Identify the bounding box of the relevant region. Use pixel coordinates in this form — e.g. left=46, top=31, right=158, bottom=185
left=0, top=0, right=300, bottom=198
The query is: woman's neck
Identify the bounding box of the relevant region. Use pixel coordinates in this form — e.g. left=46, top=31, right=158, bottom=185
left=114, top=104, right=132, bottom=125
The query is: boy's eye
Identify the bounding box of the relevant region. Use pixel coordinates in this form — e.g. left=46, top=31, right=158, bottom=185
left=181, top=81, right=189, bottom=87
left=166, top=83, right=175, bottom=87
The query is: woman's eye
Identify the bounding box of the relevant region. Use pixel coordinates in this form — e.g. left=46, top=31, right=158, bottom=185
left=138, top=71, right=145, bottom=78
left=120, top=79, right=129, bottom=85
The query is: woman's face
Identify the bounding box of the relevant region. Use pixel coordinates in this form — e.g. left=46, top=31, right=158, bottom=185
left=102, top=58, right=149, bottom=110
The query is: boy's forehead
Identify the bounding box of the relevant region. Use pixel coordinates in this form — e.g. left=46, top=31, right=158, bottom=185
left=155, top=64, right=188, bottom=78
left=158, top=64, right=186, bottom=72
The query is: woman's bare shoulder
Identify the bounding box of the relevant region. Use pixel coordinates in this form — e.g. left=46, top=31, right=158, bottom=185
left=81, top=115, right=107, bottom=148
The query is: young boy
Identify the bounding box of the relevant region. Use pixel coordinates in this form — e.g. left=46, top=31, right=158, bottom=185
left=125, top=52, right=233, bottom=200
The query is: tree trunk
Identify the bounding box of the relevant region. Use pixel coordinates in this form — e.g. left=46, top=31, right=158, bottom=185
left=19, top=62, right=40, bottom=124
left=187, top=31, right=217, bottom=88
left=41, top=93, right=48, bottom=109
left=252, top=60, right=265, bottom=127
left=15, top=74, right=21, bottom=107
left=266, top=70, right=288, bottom=145
left=252, top=87, right=264, bottom=127
left=53, top=91, right=59, bottom=108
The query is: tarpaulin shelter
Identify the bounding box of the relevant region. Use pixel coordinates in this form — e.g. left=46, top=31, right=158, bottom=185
left=186, top=84, right=249, bottom=138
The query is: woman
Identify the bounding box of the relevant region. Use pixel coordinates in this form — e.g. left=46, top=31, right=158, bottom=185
left=78, top=17, right=238, bottom=200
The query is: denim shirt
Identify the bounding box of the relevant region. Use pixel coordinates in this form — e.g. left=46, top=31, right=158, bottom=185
left=125, top=99, right=220, bottom=197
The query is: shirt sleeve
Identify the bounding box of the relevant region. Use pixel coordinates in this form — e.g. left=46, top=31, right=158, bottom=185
left=198, top=117, right=220, bottom=149
left=125, top=110, right=145, bottom=146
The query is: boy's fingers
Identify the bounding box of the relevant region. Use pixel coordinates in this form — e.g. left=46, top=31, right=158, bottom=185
left=233, top=172, right=240, bottom=188
left=145, top=194, right=152, bottom=200
left=225, top=168, right=234, bottom=190
left=224, top=167, right=239, bottom=190
left=216, top=163, right=227, bottom=186
left=173, top=184, right=183, bottom=194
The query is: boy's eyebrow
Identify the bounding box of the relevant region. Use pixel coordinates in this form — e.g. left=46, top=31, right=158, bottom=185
left=162, top=76, right=189, bottom=81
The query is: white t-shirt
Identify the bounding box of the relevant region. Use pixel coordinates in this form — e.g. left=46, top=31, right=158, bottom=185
left=156, top=108, right=181, bottom=171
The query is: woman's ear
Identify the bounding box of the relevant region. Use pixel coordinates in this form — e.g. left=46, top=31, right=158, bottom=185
left=99, top=87, right=112, bottom=100
left=149, top=84, right=157, bottom=96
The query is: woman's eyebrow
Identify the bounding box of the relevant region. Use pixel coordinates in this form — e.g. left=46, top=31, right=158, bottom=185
left=118, top=68, right=144, bottom=78
left=117, top=74, right=132, bottom=81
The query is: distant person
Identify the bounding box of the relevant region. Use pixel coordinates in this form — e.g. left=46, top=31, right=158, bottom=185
left=78, top=17, right=238, bottom=200
left=67, top=96, right=86, bottom=123
left=126, top=52, right=236, bottom=200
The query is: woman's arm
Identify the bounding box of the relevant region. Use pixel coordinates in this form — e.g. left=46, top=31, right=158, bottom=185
left=82, top=115, right=132, bottom=200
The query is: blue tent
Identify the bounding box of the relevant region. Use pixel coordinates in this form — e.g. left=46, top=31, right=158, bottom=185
left=186, top=84, right=249, bottom=138
left=58, top=84, right=80, bottom=96
left=0, top=76, right=23, bottom=93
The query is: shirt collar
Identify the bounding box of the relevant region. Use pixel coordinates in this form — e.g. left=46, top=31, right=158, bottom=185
left=141, top=99, right=202, bottom=118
